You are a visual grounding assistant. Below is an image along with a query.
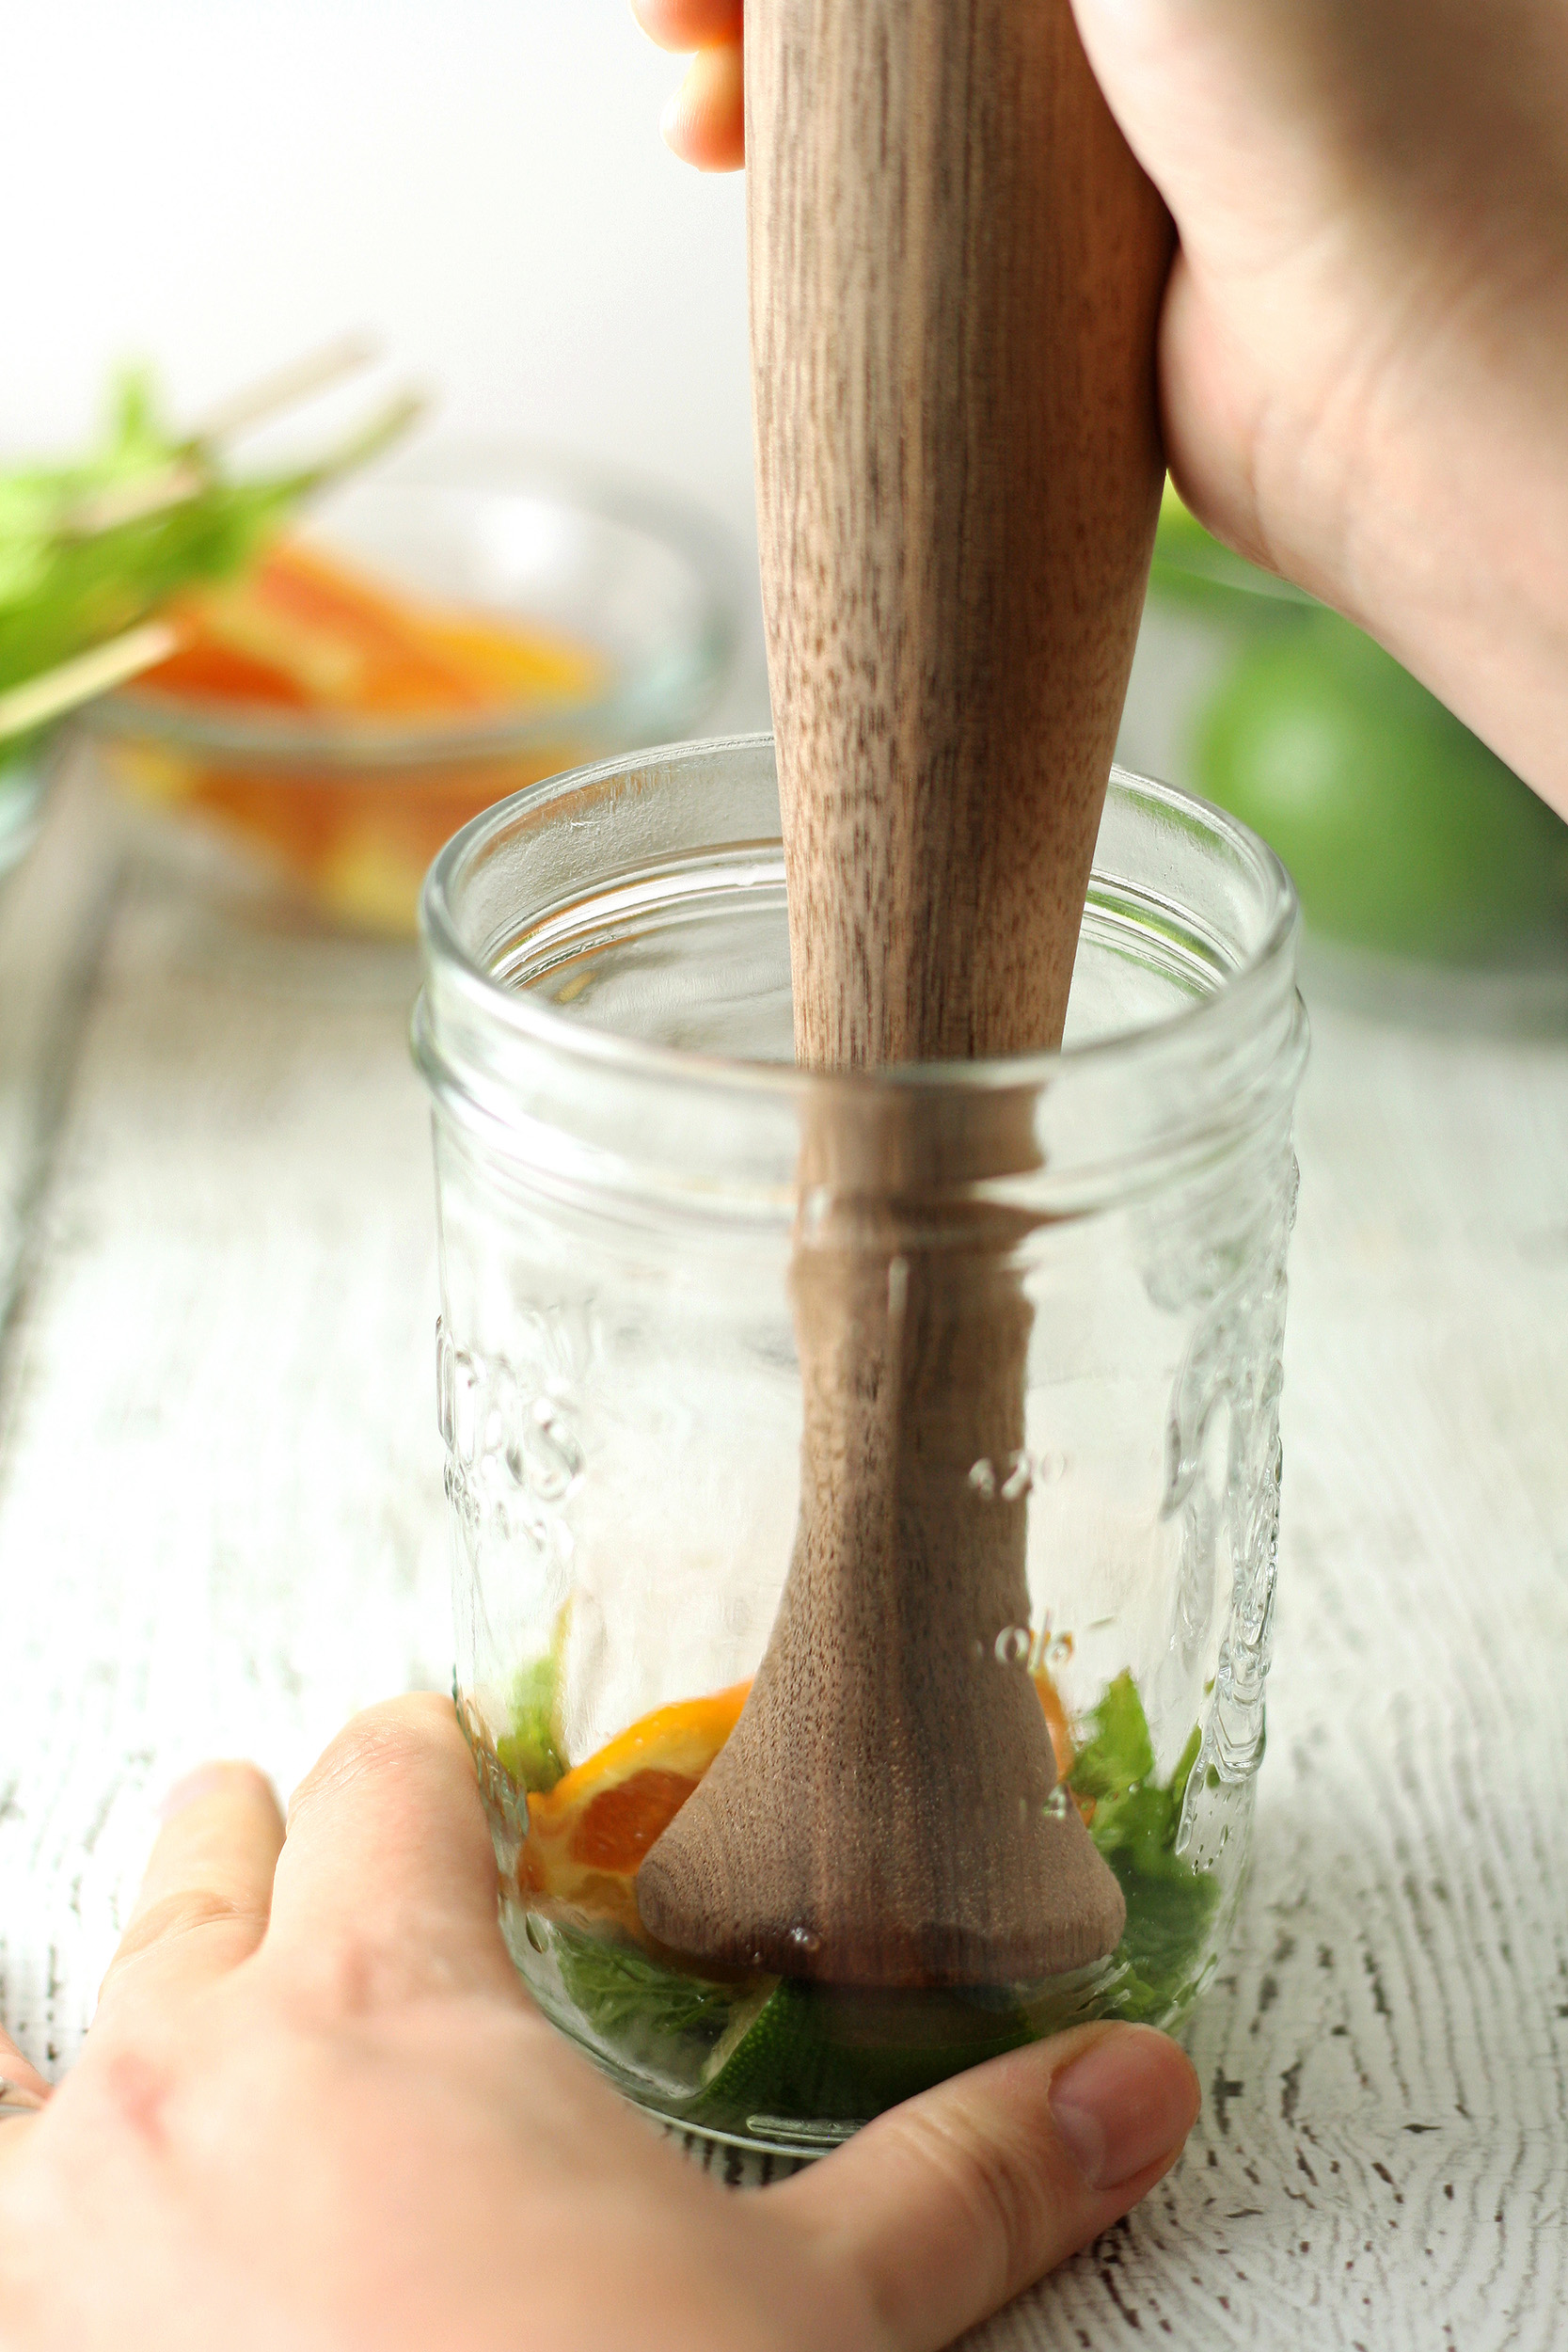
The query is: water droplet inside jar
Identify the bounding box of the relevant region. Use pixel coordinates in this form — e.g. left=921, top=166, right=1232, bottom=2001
left=787, top=1924, right=821, bottom=1956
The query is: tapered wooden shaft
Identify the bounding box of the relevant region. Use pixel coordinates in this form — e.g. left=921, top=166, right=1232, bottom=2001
left=639, top=0, right=1171, bottom=1985
left=755, top=0, right=1170, bottom=1068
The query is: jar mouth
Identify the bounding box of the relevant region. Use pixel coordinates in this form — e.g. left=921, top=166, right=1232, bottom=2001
left=415, top=734, right=1305, bottom=1210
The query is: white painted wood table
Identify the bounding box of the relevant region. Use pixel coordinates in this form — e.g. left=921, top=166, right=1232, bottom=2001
left=3, top=755, right=1566, bottom=2348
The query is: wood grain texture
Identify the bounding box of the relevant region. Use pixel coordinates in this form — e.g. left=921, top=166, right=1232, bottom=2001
left=0, top=750, right=122, bottom=1335
left=638, top=1214, right=1127, bottom=1982
left=3, top=768, right=1567, bottom=2342
left=752, top=0, right=1170, bottom=1068
left=641, top=0, right=1170, bottom=1985
left=980, top=977, right=1568, bottom=2346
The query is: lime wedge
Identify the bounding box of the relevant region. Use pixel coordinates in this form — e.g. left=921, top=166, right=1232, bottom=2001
left=691, top=1980, right=1035, bottom=2130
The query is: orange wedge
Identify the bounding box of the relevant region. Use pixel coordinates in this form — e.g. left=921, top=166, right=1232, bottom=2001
left=518, top=1683, right=750, bottom=1935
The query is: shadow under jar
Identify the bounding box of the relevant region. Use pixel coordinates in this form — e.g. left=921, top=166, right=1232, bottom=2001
left=415, top=733, right=1307, bottom=2159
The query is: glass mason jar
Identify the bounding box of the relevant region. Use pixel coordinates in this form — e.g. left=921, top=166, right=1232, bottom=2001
left=415, top=733, right=1307, bottom=2158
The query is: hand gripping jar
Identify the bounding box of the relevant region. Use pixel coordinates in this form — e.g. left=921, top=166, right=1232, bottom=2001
left=414, top=734, right=1307, bottom=2158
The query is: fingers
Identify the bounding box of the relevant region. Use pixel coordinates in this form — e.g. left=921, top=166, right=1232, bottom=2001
left=263, top=1693, right=518, bottom=2011
left=94, top=1763, right=284, bottom=2034
left=632, top=0, right=742, bottom=53
left=779, top=2025, right=1199, bottom=2352
left=659, top=39, right=745, bottom=170
left=632, top=0, right=745, bottom=172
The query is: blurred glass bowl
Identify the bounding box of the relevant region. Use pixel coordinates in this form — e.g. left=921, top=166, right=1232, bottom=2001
left=79, top=449, right=742, bottom=933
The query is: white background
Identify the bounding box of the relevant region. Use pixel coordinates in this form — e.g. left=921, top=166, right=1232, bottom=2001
left=4, top=3, right=756, bottom=577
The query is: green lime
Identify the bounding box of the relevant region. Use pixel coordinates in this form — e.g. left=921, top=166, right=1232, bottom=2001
left=496, top=1653, right=565, bottom=1793
left=1193, top=610, right=1568, bottom=961
left=693, top=1981, right=1035, bottom=2131
left=698, top=1983, right=782, bottom=2088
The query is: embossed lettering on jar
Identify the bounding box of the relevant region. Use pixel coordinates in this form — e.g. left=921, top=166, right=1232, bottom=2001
left=415, top=733, right=1307, bottom=2158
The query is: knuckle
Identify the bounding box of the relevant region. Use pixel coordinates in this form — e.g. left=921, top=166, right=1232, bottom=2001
left=286, top=1696, right=458, bottom=1831
left=112, top=1886, right=267, bottom=1968
left=288, top=1926, right=386, bottom=2019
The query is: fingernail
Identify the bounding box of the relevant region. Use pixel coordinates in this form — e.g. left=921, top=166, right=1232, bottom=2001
left=1049, top=2027, right=1199, bottom=2190
left=158, top=1763, right=241, bottom=1820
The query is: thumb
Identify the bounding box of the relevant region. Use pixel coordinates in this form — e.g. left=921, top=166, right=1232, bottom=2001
left=777, top=2024, right=1199, bottom=2352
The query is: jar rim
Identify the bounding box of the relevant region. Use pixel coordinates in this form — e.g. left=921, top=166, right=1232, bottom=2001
left=418, top=731, right=1300, bottom=1106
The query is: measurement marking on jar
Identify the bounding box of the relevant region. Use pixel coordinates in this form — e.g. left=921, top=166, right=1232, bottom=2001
left=992, top=1622, right=1076, bottom=1674
left=968, top=1448, right=1069, bottom=1502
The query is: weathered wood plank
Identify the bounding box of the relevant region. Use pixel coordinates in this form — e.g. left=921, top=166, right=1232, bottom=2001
left=0, top=784, right=450, bottom=2070
left=2, top=764, right=1566, bottom=2344
left=0, top=752, right=124, bottom=1335
left=982, top=983, right=1568, bottom=2347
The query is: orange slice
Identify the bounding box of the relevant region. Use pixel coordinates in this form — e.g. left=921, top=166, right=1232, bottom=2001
left=518, top=1683, right=750, bottom=1936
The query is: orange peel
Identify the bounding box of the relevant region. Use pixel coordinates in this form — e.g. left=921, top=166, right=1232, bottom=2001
left=518, top=1683, right=750, bottom=1935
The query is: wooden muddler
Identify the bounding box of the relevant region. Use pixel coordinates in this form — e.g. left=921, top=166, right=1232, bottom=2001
left=638, top=0, right=1172, bottom=1986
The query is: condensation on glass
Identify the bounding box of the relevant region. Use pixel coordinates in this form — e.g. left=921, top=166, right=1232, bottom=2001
left=415, top=735, right=1307, bottom=2156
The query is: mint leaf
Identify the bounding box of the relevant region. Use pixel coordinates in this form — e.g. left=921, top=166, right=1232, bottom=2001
left=1067, top=1669, right=1155, bottom=1803
left=554, top=1922, right=743, bottom=2051
left=1067, top=1677, right=1218, bottom=2018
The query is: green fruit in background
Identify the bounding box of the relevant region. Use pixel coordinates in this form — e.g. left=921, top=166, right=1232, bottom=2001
left=1192, top=610, right=1568, bottom=962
